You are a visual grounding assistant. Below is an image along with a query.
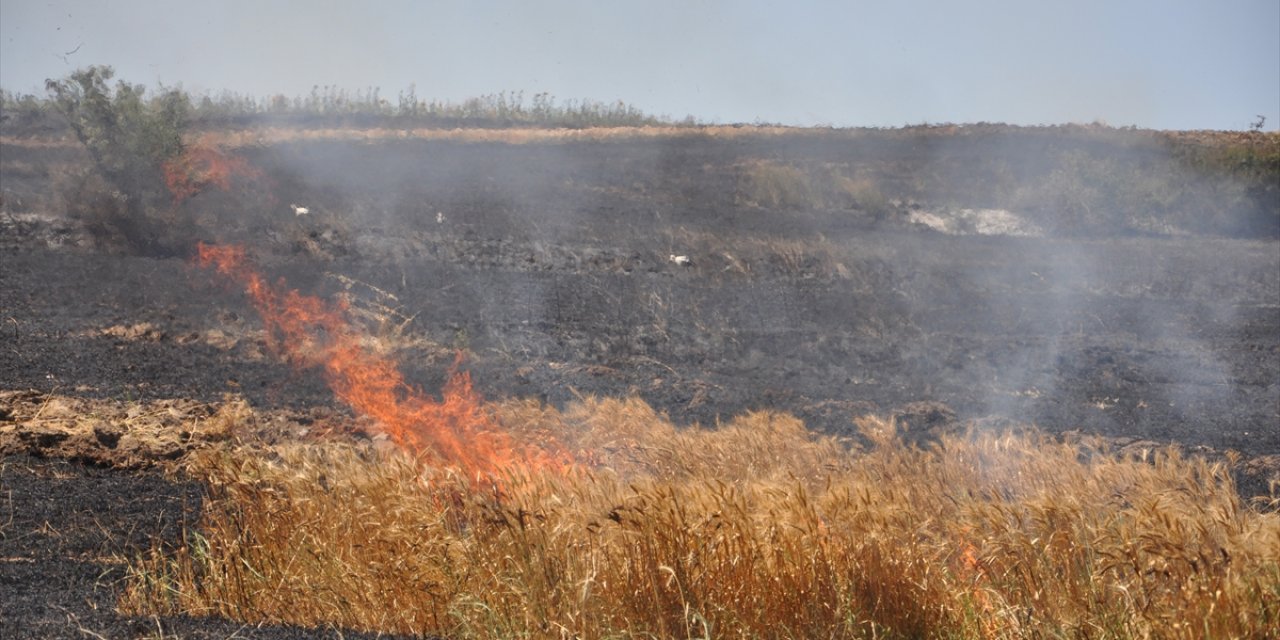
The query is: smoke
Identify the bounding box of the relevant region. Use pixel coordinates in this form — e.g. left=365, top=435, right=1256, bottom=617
left=880, top=132, right=1276, bottom=451
left=167, top=124, right=1276, bottom=456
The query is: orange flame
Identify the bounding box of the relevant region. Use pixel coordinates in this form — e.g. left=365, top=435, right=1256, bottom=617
left=164, top=141, right=265, bottom=204
left=197, top=242, right=562, bottom=478
left=953, top=536, right=1001, bottom=638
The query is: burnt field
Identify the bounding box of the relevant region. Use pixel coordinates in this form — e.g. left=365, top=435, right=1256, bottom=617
left=5, top=128, right=1278, bottom=452
left=2, top=125, right=1279, bottom=637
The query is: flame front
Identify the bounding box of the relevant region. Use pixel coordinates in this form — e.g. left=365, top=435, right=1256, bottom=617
left=164, top=141, right=265, bottom=204
left=197, top=242, right=560, bottom=477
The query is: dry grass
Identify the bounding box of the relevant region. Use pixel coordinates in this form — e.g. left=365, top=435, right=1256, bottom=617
left=0, top=126, right=844, bottom=155
left=325, top=272, right=454, bottom=360
left=6, top=122, right=1277, bottom=149
left=178, top=125, right=829, bottom=149
left=736, top=160, right=818, bottom=210
left=664, top=227, right=868, bottom=282
left=735, top=160, right=893, bottom=220
left=121, top=397, right=1280, bottom=639
left=0, top=390, right=230, bottom=468
left=828, top=173, right=892, bottom=218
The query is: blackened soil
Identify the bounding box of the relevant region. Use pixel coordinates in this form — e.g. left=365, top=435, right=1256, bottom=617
left=1, top=129, right=1278, bottom=636
left=0, top=455, right=412, bottom=639
left=3, top=233, right=1275, bottom=454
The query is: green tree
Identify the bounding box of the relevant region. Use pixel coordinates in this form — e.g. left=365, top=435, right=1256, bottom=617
left=45, top=65, right=191, bottom=254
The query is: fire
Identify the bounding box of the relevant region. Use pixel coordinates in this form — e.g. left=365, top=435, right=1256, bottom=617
left=953, top=536, right=1003, bottom=638
left=164, top=140, right=265, bottom=204
left=197, top=242, right=563, bottom=478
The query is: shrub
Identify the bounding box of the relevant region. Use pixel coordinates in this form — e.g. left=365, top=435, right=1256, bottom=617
left=45, top=65, right=192, bottom=254
left=737, top=160, right=896, bottom=222
left=1011, top=147, right=1267, bottom=237
left=830, top=173, right=893, bottom=219
left=736, top=160, right=817, bottom=209
left=0, top=89, right=54, bottom=134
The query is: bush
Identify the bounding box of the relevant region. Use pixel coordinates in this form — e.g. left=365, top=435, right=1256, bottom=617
left=45, top=65, right=192, bottom=254
left=1011, top=147, right=1267, bottom=237
left=737, top=160, right=896, bottom=222
left=736, top=160, right=816, bottom=209
left=0, top=89, right=55, bottom=134
left=830, top=173, right=893, bottom=219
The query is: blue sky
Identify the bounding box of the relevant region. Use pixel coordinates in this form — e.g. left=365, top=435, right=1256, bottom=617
left=2, top=0, right=1277, bottom=130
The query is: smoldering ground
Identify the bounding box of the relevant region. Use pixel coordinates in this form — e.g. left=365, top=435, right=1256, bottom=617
left=5, top=125, right=1275, bottom=456
left=4, top=122, right=1280, bottom=639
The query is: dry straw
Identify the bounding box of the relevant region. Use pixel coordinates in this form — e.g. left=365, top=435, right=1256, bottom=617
left=123, top=397, right=1280, bottom=639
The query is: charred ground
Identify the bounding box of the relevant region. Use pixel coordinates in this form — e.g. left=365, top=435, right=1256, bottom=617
left=1, top=124, right=1278, bottom=637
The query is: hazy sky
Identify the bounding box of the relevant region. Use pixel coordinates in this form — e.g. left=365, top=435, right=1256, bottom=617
left=2, top=0, right=1277, bottom=130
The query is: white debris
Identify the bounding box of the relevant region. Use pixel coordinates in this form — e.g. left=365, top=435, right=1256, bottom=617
left=669, top=254, right=691, bottom=266
left=436, top=211, right=446, bottom=224
left=907, top=207, right=1042, bottom=237
left=290, top=203, right=310, bottom=216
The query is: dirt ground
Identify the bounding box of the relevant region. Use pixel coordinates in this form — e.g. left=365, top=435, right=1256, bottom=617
left=2, top=127, right=1277, bottom=637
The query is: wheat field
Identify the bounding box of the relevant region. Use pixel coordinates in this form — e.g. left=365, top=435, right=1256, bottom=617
left=122, top=397, right=1280, bottom=639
